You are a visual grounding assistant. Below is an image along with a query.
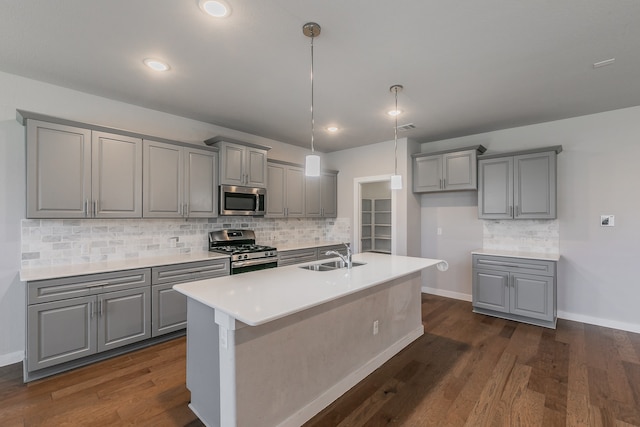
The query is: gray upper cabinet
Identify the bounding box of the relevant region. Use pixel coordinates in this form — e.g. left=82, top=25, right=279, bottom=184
left=143, top=140, right=218, bottom=218
left=412, top=146, right=485, bottom=193
left=266, top=161, right=305, bottom=217
left=478, top=147, right=561, bottom=219
left=26, top=120, right=142, bottom=218
left=305, top=171, right=338, bottom=218
left=207, top=140, right=269, bottom=188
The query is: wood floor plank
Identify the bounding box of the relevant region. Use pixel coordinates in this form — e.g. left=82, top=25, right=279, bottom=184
left=2, top=295, right=640, bottom=427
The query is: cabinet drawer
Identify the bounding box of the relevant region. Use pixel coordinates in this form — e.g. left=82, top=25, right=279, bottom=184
left=472, top=255, right=555, bottom=277
left=151, top=259, right=230, bottom=285
left=278, top=249, right=318, bottom=267
left=28, top=268, right=150, bottom=305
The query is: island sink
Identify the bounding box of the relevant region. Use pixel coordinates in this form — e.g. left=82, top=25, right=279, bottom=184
left=299, top=260, right=366, bottom=271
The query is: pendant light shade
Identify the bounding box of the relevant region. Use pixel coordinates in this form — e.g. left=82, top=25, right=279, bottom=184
left=304, top=22, right=321, bottom=177
left=390, top=84, right=403, bottom=190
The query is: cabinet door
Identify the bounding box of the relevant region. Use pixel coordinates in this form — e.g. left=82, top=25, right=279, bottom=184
left=266, top=163, right=286, bottom=217
left=27, top=296, right=97, bottom=371
left=514, top=152, right=556, bottom=219
left=286, top=166, right=306, bottom=217
left=321, top=172, right=338, bottom=217
left=246, top=147, right=268, bottom=188
left=143, top=140, right=183, bottom=218
left=510, top=272, right=554, bottom=321
left=184, top=148, right=217, bottom=218
left=305, top=176, right=322, bottom=217
left=219, top=143, right=245, bottom=186
left=97, top=287, right=151, bottom=352
left=152, top=283, right=187, bottom=337
left=26, top=120, right=92, bottom=218
left=443, top=150, right=477, bottom=191
left=413, top=155, right=442, bottom=193
left=478, top=157, right=514, bottom=219
left=92, top=132, right=143, bottom=218
left=472, top=269, right=510, bottom=314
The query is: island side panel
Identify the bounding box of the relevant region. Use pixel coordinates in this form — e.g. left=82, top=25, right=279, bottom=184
left=185, top=298, right=222, bottom=425
left=234, top=272, right=423, bottom=427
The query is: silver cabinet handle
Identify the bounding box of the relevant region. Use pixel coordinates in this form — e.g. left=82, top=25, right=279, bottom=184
left=510, top=206, right=513, bottom=217
left=515, top=205, right=519, bottom=217
left=84, top=199, right=89, bottom=218
left=93, top=200, right=98, bottom=217
left=443, top=178, right=446, bottom=189
left=185, top=203, right=189, bottom=217
left=98, top=299, right=103, bottom=317
left=89, top=301, right=94, bottom=318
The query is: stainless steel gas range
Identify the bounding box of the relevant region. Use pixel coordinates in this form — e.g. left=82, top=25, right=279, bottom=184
left=208, top=229, right=278, bottom=274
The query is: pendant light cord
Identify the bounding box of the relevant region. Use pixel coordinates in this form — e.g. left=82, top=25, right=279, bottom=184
left=394, top=86, right=398, bottom=175
left=310, top=34, right=315, bottom=154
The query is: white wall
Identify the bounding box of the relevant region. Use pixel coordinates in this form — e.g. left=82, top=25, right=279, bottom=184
left=0, top=71, right=322, bottom=365
left=419, top=106, right=640, bottom=333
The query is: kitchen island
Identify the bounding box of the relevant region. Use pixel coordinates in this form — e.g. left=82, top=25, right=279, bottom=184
left=174, top=252, right=447, bottom=427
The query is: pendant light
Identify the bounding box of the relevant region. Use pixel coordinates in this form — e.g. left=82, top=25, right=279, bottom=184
left=303, top=22, right=321, bottom=177
left=390, top=84, right=403, bottom=190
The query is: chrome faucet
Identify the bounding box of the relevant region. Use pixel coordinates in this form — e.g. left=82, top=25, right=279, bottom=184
left=325, top=243, right=352, bottom=269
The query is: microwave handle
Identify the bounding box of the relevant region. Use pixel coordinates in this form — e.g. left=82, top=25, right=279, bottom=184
left=255, top=194, right=260, bottom=213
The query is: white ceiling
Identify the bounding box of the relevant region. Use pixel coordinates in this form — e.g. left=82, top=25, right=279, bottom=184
left=1, top=1, right=639, bottom=152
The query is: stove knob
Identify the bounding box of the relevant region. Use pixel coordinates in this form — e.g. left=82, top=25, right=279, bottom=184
left=244, top=254, right=249, bottom=259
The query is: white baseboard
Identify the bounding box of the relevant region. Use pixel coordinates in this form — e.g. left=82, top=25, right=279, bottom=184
left=0, top=351, right=24, bottom=367
left=421, top=286, right=472, bottom=302
left=277, top=325, right=424, bottom=427
left=558, top=311, right=640, bottom=334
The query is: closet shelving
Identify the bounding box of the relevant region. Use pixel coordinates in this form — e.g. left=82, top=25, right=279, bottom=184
left=361, top=198, right=391, bottom=254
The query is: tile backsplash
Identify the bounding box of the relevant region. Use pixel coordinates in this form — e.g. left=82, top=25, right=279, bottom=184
left=21, top=217, right=351, bottom=268
left=483, top=219, right=559, bottom=254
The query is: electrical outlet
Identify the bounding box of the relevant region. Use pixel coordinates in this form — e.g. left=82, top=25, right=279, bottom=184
left=373, top=320, right=379, bottom=335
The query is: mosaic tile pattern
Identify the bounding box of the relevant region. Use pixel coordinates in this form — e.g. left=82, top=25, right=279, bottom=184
left=483, top=219, right=559, bottom=254
left=21, top=217, right=351, bottom=268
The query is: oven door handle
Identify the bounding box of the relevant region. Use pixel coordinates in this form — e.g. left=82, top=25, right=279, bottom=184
left=232, top=258, right=277, bottom=268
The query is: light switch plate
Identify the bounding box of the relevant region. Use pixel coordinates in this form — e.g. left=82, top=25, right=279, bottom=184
left=600, top=215, right=615, bottom=226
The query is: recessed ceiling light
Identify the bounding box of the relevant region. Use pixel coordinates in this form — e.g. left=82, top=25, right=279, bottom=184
left=326, top=126, right=339, bottom=133
left=199, top=0, right=231, bottom=18
left=387, top=109, right=402, bottom=117
left=143, top=58, right=170, bottom=72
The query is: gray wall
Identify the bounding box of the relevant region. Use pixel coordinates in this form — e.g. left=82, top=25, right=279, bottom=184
left=419, top=106, right=640, bottom=333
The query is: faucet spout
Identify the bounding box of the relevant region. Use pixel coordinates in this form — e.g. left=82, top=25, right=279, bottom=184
left=325, top=243, right=352, bottom=269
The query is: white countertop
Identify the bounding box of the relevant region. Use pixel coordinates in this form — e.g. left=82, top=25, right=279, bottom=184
left=174, top=252, right=446, bottom=327
left=20, top=252, right=230, bottom=282
left=275, top=241, right=347, bottom=252
left=471, top=248, right=560, bottom=262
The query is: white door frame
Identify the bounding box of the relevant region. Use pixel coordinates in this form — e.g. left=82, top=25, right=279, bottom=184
left=352, top=175, right=396, bottom=254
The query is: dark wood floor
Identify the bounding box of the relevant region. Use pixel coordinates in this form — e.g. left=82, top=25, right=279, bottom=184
left=1, top=294, right=639, bottom=426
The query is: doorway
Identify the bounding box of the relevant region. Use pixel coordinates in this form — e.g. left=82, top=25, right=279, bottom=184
left=353, top=176, right=395, bottom=254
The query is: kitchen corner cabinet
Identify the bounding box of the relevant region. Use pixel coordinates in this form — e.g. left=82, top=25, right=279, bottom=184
left=26, top=269, right=151, bottom=373
left=26, top=120, right=143, bottom=218
left=205, top=139, right=270, bottom=188
left=305, top=171, right=338, bottom=218
left=151, top=258, right=229, bottom=337
left=478, top=146, right=561, bottom=219
left=472, top=254, right=557, bottom=328
left=143, top=140, right=218, bottom=218
left=412, top=145, right=486, bottom=193
left=266, top=160, right=305, bottom=217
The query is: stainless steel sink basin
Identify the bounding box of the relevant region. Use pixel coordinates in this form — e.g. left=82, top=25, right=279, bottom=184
left=299, top=261, right=366, bottom=271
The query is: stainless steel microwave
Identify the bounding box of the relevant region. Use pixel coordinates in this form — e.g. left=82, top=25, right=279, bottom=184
left=219, top=185, right=266, bottom=216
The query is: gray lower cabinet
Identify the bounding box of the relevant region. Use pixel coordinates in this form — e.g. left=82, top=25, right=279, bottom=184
left=412, top=146, right=486, bottom=193
left=266, top=161, right=305, bottom=217
left=472, top=254, right=557, bottom=328
left=278, top=243, right=349, bottom=266
left=26, top=268, right=151, bottom=373
left=143, top=140, right=218, bottom=218
left=150, top=258, right=230, bottom=337
left=26, top=119, right=143, bottom=219
left=478, top=147, right=561, bottom=219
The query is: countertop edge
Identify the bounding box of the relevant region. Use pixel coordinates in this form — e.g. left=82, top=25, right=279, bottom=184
left=20, top=252, right=231, bottom=282
left=471, top=249, right=560, bottom=262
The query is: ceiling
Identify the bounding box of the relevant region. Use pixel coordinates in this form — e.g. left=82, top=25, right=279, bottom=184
left=1, top=1, right=639, bottom=153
